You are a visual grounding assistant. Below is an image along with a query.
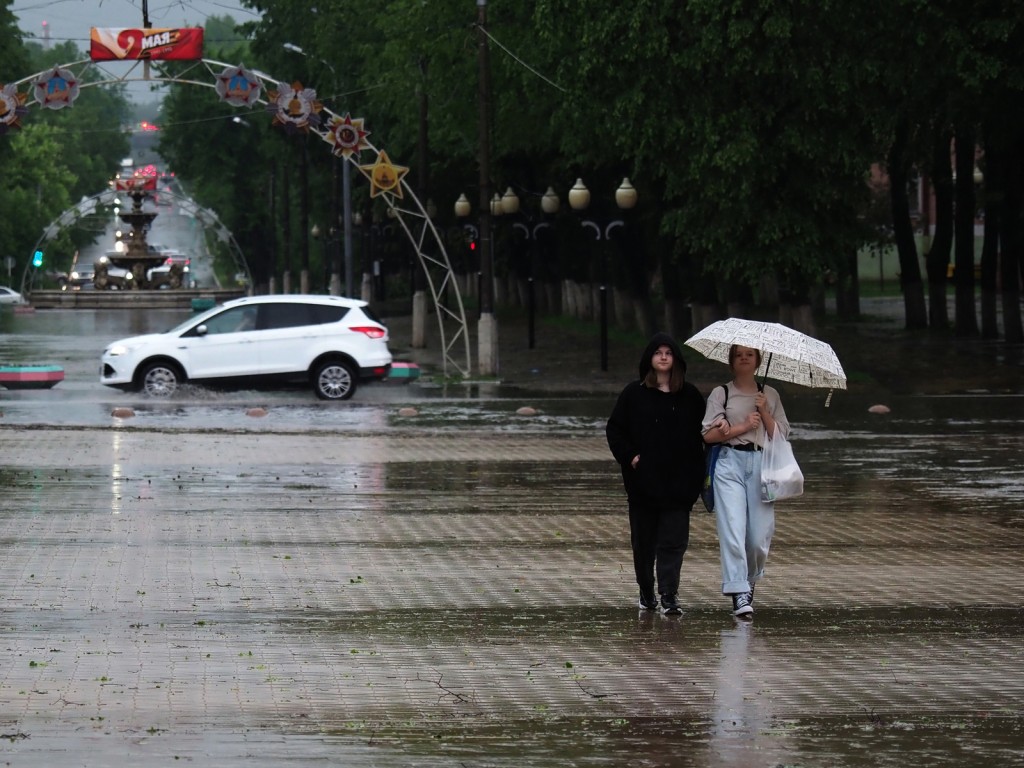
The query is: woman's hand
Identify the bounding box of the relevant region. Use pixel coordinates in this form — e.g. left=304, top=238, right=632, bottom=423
left=631, top=455, right=640, bottom=469
left=754, top=392, right=774, bottom=435
left=755, top=391, right=768, bottom=413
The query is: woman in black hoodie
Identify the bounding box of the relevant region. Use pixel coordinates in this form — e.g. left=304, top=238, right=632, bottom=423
left=606, top=332, right=707, bottom=614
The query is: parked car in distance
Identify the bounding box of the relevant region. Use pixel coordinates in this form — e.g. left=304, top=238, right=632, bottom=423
left=147, top=259, right=190, bottom=289
left=161, top=251, right=190, bottom=269
left=0, top=285, right=26, bottom=305
left=60, top=264, right=95, bottom=291
left=100, top=294, right=393, bottom=400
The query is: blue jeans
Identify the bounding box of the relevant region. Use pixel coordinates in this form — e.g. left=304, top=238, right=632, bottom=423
left=714, top=447, right=775, bottom=594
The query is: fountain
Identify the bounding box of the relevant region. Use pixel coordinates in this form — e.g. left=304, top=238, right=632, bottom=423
left=93, top=179, right=185, bottom=290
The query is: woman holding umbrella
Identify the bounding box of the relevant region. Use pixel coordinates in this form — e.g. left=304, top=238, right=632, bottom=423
left=701, top=344, right=790, bottom=618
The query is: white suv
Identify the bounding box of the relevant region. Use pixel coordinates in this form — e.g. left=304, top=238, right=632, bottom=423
left=100, top=295, right=393, bottom=400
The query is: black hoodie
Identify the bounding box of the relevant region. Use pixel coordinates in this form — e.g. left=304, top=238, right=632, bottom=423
left=605, top=333, right=707, bottom=509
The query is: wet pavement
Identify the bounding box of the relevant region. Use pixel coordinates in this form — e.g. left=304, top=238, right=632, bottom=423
left=1, top=304, right=1023, bottom=766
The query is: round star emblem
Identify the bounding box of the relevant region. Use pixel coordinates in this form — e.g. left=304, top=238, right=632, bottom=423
left=327, top=113, right=370, bottom=159
left=266, top=81, right=322, bottom=133
left=359, top=151, right=409, bottom=199
left=0, top=83, right=29, bottom=133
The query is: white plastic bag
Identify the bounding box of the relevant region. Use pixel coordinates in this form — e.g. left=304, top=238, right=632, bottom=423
left=760, top=425, right=804, bottom=502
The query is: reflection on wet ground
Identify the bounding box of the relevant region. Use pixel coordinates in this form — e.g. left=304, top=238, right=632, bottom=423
left=0, top=420, right=1022, bottom=766
left=2, top=308, right=1023, bottom=766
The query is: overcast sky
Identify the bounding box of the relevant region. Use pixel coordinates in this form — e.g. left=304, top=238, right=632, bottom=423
left=12, top=0, right=262, bottom=101
left=13, top=0, right=260, bottom=42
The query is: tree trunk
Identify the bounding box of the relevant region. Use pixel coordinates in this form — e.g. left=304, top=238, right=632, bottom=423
left=690, top=258, right=721, bottom=331
left=787, top=304, right=817, bottom=336
left=691, top=304, right=721, bottom=331
left=781, top=279, right=816, bottom=336
left=953, top=126, right=979, bottom=336
left=979, top=124, right=1001, bottom=339
left=834, top=247, right=860, bottom=319
left=888, top=121, right=928, bottom=329
left=1000, top=135, right=1024, bottom=343
left=618, top=223, right=655, bottom=336
left=544, top=280, right=559, bottom=315
left=980, top=202, right=1001, bottom=339
left=758, top=274, right=779, bottom=309
left=613, top=286, right=631, bottom=327
left=926, top=126, right=954, bottom=330
left=660, top=251, right=691, bottom=338
left=663, top=300, right=691, bottom=339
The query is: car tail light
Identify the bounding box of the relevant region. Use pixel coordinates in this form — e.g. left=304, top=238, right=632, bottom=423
left=349, top=326, right=386, bottom=339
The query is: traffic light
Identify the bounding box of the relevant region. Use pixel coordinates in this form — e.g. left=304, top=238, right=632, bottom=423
left=32, top=249, right=44, bottom=267
left=463, top=224, right=478, bottom=251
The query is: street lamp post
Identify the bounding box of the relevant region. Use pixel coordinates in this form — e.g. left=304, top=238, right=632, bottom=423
left=454, top=193, right=479, bottom=314
left=311, top=223, right=328, bottom=290
left=476, top=0, right=497, bottom=376
left=500, top=186, right=559, bottom=349
left=488, top=193, right=504, bottom=322
left=568, top=177, right=638, bottom=372
left=283, top=42, right=353, bottom=297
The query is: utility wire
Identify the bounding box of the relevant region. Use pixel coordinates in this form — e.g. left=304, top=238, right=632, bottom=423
left=475, top=23, right=566, bottom=93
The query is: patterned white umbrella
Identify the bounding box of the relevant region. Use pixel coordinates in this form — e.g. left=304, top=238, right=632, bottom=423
left=684, top=318, right=847, bottom=390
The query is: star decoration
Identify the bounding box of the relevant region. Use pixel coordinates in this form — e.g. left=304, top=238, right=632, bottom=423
left=265, top=81, right=322, bottom=134
left=215, top=64, right=262, bottom=107
left=326, top=113, right=370, bottom=159
left=0, top=83, right=29, bottom=133
left=34, top=67, right=80, bottom=110
left=359, top=151, right=409, bottom=199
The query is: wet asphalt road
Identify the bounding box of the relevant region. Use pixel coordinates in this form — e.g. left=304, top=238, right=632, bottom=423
left=1, top=306, right=1023, bottom=767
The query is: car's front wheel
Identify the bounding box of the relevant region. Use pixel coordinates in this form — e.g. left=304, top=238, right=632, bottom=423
left=139, top=361, right=182, bottom=397
left=314, top=360, right=356, bottom=400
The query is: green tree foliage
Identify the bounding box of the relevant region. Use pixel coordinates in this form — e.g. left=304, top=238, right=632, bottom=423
left=535, top=0, right=880, bottom=301
left=872, top=0, right=1024, bottom=337
left=25, top=41, right=133, bottom=202
left=154, top=0, right=1023, bottom=341
left=0, top=123, right=77, bottom=267
left=0, top=16, right=130, bottom=279
left=158, top=15, right=290, bottom=285
left=0, top=0, right=32, bottom=268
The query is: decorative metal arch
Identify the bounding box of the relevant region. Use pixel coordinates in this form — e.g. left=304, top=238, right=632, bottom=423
left=7, top=57, right=472, bottom=379
left=18, top=187, right=252, bottom=295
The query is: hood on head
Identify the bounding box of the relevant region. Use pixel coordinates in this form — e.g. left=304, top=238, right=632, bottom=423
left=638, top=332, right=686, bottom=379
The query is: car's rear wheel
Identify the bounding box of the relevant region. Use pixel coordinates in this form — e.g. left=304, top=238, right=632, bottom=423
left=314, top=360, right=356, bottom=400
left=139, top=361, right=182, bottom=397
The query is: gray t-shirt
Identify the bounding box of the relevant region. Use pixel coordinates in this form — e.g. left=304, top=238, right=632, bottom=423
left=701, top=382, right=790, bottom=447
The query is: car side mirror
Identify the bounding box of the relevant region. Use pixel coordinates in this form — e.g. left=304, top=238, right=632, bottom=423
left=196, top=324, right=209, bottom=336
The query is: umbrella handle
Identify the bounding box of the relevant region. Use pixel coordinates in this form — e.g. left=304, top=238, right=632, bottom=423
left=761, top=352, right=773, bottom=385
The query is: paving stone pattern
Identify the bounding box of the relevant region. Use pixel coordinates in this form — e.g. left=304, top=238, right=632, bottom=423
left=1, top=422, right=1022, bottom=766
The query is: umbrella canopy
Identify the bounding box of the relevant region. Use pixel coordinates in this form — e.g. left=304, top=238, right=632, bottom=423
left=684, top=318, right=847, bottom=390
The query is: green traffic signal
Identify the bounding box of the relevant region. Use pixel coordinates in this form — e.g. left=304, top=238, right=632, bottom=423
left=32, top=250, right=44, bottom=267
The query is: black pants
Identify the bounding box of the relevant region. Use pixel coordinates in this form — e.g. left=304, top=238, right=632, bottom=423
left=628, top=502, right=690, bottom=597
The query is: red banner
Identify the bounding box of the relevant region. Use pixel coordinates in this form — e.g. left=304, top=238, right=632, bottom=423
left=115, top=177, right=157, bottom=192
left=90, top=28, right=204, bottom=61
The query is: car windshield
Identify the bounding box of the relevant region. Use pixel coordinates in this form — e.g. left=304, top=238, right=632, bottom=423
left=166, top=305, right=227, bottom=333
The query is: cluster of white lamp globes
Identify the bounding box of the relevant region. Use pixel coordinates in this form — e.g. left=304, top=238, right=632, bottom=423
left=452, top=177, right=637, bottom=220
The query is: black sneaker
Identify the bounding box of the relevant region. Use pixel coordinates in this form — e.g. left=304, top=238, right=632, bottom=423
left=732, top=592, right=754, bottom=617
left=638, top=588, right=658, bottom=611
left=660, top=593, right=682, bottom=615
